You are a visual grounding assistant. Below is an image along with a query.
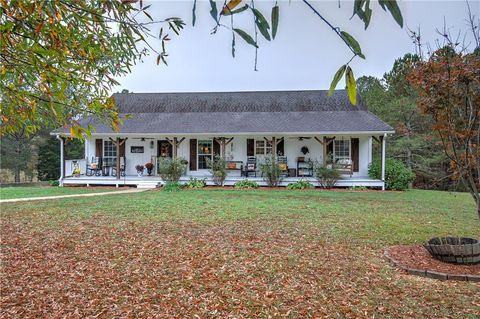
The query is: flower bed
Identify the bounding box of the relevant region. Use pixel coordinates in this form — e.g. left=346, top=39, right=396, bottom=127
left=385, top=245, right=480, bottom=282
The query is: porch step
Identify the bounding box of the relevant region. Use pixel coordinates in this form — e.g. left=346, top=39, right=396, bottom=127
left=136, top=181, right=161, bottom=189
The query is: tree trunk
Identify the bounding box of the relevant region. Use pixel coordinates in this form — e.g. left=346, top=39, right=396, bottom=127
left=477, top=199, right=480, bottom=220
left=471, top=189, right=480, bottom=220
left=14, top=145, right=20, bottom=183
left=14, top=168, right=20, bottom=183
left=406, top=147, right=413, bottom=189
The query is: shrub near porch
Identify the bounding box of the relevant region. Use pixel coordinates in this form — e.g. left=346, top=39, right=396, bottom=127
left=1, top=189, right=478, bottom=318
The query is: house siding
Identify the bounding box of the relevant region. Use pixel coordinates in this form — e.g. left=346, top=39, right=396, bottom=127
left=123, top=138, right=156, bottom=176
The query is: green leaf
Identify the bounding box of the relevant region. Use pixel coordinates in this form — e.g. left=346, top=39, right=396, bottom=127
left=329, top=65, right=346, bottom=96
left=379, top=0, right=403, bottom=28
left=352, top=0, right=371, bottom=29
left=340, top=31, right=365, bottom=59
left=345, top=66, right=357, bottom=105
left=209, top=0, right=218, bottom=23
left=233, top=28, right=258, bottom=48
left=364, top=1, right=372, bottom=28
left=143, top=10, right=153, bottom=21
left=192, top=0, right=197, bottom=26
left=271, top=5, right=279, bottom=39
left=353, top=0, right=364, bottom=14
left=251, top=8, right=270, bottom=41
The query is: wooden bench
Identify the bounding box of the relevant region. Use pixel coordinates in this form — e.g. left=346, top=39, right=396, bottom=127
left=333, top=159, right=353, bottom=177
left=226, top=161, right=243, bottom=172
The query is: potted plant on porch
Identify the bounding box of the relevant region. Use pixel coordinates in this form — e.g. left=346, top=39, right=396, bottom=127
left=145, top=162, right=154, bottom=176
left=135, top=164, right=145, bottom=177
left=73, top=168, right=81, bottom=177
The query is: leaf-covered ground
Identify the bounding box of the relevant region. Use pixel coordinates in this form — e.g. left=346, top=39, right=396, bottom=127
left=1, top=189, right=479, bottom=318
left=0, top=186, right=120, bottom=200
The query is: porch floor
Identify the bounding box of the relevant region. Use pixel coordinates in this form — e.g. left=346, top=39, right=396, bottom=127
left=62, top=174, right=384, bottom=189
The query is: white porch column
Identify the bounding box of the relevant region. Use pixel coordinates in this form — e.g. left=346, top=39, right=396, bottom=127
left=381, top=133, right=387, bottom=191
left=56, top=135, right=64, bottom=186
left=368, top=136, right=373, bottom=166
left=84, top=136, right=88, bottom=161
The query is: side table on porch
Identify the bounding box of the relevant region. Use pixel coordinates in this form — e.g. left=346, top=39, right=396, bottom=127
left=297, top=158, right=313, bottom=177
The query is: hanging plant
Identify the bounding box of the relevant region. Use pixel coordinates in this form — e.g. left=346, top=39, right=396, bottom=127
left=301, top=146, right=309, bottom=155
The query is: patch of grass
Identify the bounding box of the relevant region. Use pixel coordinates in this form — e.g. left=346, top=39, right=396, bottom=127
left=1, top=189, right=479, bottom=317
left=0, top=186, right=122, bottom=200
left=8, top=189, right=475, bottom=244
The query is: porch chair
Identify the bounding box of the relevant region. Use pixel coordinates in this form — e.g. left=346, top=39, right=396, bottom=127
left=277, top=156, right=289, bottom=178
left=244, top=156, right=257, bottom=177
left=112, top=156, right=126, bottom=177
left=86, top=157, right=102, bottom=176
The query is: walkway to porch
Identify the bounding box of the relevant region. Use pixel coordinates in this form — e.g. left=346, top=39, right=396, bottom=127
left=61, top=174, right=385, bottom=189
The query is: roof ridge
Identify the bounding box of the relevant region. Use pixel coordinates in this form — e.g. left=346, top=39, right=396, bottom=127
left=113, top=89, right=348, bottom=95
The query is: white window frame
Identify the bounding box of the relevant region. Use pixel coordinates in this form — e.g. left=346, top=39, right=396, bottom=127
left=103, top=140, right=117, bottom=166
left=197, top=139, right=213, bottom=170
left=333, top=139, right=351, bottom=162
left=255, top=139, right=272, bottom=155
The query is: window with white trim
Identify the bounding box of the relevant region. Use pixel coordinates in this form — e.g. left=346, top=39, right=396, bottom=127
left=334, top=140, right=350, bottom=162
left=198, top=140, right=212, bottom=169
left=255, top=140, right=272, bottom=155
left=103, top=140, right=117, bottom=166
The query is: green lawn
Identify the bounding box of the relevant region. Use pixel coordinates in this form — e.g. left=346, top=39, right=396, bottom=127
left=0, top=185, right=120, bottom=200
left=1, top=189, right=479, bottom=318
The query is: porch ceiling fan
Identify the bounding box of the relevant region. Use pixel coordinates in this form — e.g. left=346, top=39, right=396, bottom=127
left=132, top=137, right=155, bottom=141
left=288, top=137, right=312, bottom=141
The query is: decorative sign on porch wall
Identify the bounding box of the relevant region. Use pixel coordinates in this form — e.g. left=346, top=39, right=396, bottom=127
left=131, top=146, right=144, bottom=153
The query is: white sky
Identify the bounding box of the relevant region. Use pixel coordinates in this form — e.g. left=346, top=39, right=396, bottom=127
left=115, top=0, right=479, bottom=93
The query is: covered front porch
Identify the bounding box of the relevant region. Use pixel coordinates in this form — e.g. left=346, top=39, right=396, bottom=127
left=59, top=133, right=388, bottom=189
left=61, top=174, right=385, bottom=189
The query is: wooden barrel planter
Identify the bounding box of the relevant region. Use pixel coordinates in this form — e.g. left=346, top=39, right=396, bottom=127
left=424, top=237, right=480, bottom=264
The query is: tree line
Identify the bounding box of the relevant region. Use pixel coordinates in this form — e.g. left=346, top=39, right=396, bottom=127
left=358, top=54, right=454, bottom=190
left=0, top=129, right=83, bottom=183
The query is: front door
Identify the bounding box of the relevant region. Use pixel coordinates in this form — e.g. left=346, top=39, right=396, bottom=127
left=157, top=140, right=172, bottom=158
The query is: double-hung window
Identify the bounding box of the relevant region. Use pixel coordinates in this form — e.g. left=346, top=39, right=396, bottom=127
left=103, top=140, right=117, bottom=166
left=255, top=140, right=272, bottom=155
left=333, top=140, right=350, bottom=162
left=198, top=140, right=212, bottom=169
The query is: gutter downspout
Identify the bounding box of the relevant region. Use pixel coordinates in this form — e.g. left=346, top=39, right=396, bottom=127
left=381, top=133, right=387, bottom=191
left=56, top=135, right=64, bottom=187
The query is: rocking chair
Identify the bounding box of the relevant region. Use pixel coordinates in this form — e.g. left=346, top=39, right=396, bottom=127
left=277, top=156, right=289, bottom=178
left=244, top=156, right=257, bottom=177
left=86, top=157, right=102, bottom=176
left=112, top=157, right=126, bottom=177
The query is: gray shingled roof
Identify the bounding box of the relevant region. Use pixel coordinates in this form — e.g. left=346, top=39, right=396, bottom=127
left=114, top=90, right=368, bottom=113
left=58, top=90, right=394, bottom=135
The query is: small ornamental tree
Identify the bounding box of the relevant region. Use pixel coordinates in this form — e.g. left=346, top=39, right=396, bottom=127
left=408, top=48, right=480, bottom=218
left=260, top=155, right=282, bottom=187
left=158, top=157, right=186, bottom=182
left=207, top=156, right=227, bottom=186
left=368, top=159, right=415, bottom=191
